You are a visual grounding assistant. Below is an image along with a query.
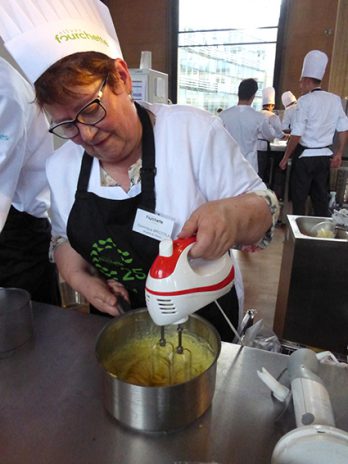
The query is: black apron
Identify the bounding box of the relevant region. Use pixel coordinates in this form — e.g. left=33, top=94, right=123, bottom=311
left=290, top=140, right=331, bottom=204
left=257, top=139, right=272, bottom=184
left=67, top=102, right=239, bottom=341
left=0, top=206, right=61, bottom=305
left=67, top=102, right=159, bottom=309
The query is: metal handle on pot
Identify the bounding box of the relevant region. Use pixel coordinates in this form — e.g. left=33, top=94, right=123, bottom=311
left=117, top=296, right=132, bottom=314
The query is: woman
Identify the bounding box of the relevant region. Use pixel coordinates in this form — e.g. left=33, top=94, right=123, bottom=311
left=0, top=0, right=278, bottom=341
left=34, top=52, right=277, bottom=339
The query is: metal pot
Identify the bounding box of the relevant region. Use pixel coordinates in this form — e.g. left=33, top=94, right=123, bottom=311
left=0, top=287, right=33, bottom=357
left=95, top=308, right=221, bottom=432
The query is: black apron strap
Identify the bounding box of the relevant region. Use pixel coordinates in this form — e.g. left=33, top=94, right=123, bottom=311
left=76, top=152, right=93, bottom=193
left=135, top=102, right=157, bottom=211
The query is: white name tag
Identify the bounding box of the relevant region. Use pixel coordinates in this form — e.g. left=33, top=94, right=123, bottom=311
left=132, top=208, right=174, bottom=241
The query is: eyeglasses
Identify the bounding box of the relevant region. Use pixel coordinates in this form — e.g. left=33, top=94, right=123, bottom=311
left=48, top=75, right=108, bottom=139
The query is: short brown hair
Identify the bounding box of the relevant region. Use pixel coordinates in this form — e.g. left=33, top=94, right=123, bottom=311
left=34, top=52, right=120, bottom=108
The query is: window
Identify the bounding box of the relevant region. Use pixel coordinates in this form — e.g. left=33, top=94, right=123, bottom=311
left=178, top=0, right=282, bottom=113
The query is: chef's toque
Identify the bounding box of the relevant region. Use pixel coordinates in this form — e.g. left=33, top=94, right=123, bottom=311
left=262, top=87, right=275, bottom=105
left=0, top=0, right=123, bottom=84
left=281, top=91, right=297, bottom=108
left=300, top=50, right=328, bottom=80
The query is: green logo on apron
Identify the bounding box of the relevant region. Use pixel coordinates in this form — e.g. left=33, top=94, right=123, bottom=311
left=90, top=238, right=147, bottom=282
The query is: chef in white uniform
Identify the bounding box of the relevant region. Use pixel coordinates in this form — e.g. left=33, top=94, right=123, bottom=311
left=279, top=50, right=348, bottom=216
left=281, top=91, right=297, bottom=133
left=0, top=56, right=60, bottom=304
left=0, top=0, right=280, bottom=341
left=219, top=79, right=276, bottom=172
left=257, top=86, right=285, bottom=184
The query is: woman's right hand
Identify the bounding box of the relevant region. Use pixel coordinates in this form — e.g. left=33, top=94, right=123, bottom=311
left=54, top=242, right=130, bottom=316
left=79, top=275, right=130, bottom=316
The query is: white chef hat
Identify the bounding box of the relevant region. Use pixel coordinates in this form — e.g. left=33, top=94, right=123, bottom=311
left=300, top=50, right=328, bottom=80
left=281, top=91, right=297, bottom=108
left=0, top=0, right=123, bottom=84
left=262, top=87, right=275, bottom=105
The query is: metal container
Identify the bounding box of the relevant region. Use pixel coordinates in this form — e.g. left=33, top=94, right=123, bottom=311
left=0, top=287, right=33, bottom=357
left=95, top=308, right=221, bottom=432
left=274, top=215, right=348, bottom=354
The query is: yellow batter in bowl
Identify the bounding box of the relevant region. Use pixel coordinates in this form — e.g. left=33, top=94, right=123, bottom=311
left=102, top=330, right=215, bottom=387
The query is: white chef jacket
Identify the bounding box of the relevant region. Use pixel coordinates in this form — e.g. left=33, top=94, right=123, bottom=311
left=46, top=102, right=269, bottom=317
left=0, top=57, right=53, bottom=232
left=219, top=105, right=276, bottom=171
left=281, top=103, right=297, bottom=132
left=257, top=109, right=284, bottom=151
left=291, top=89, right=348, bottom=157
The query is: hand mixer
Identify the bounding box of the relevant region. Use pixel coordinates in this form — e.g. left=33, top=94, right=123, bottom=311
left=145, top=237, right=236, bottom=384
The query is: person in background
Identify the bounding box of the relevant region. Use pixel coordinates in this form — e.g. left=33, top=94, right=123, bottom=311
left=279, top=50, right=348, bottom=217
left=219, top=78, right=276, bottom=173
left=0, top=0, right=279, bottom=342
left=0, top=56, right=60, bottom=304
left=257, top=86, right=285, bottom=184
left=281, top=91, right=297, bottom=134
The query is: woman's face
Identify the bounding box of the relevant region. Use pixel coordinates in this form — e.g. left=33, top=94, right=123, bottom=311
left=45, top=60, right=142, bottom=164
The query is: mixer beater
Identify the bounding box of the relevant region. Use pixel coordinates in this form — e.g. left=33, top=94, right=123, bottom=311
left=151, top=324, right=192, bottom=385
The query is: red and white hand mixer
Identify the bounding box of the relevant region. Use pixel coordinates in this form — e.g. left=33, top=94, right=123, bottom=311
left=145, top=236, right=239, bottom=336
left=145, top=236, right=238, bottom=384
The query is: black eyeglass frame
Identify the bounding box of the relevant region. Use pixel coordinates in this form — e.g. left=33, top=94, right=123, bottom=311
left=48, top=75, right=108, bottom=140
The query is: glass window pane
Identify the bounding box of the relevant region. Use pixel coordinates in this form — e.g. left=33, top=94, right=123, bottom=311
left=178, top=0, right=282, bottom=113
left=179, top=0, right=282, bottom=30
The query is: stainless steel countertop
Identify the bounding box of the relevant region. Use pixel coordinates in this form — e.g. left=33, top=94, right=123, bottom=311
left=1, top=303, right=347, bottom=464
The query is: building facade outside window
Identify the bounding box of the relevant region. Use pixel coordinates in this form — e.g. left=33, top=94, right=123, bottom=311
left=178, top=0, right=282, bottom=113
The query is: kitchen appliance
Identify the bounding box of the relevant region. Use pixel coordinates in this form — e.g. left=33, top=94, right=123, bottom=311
left=95, top=308, right=221, bottom=432
left=274, top=215, right=348, bottom=355
left=129, top=50, right=168, bottom=103
left=258, top=348, right=348, bottom=464
left=145, top=237, right=235, bottom=326
left=130, top=67, right=168, bottom=104
left=129, top=51, right=168, bottom=105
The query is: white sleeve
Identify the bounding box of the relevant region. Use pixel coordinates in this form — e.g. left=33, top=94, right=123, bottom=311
left=281, top=109, right=291, bottom=131
left=336, top=98, right=348, bottom=132
left=259, top=115, right=276, bottom=141
left=269, top=114, right=285, bottom=139
left=197, top=117, right=266, bottom=200
left=0, top=95, right=26, bottom=231
left=46, top=143, right=82, bottom=238
left=290, top=100, right=307, bottom=137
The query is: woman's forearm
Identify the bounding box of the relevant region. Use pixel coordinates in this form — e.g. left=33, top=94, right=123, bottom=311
left=54, top=241, right=93, bottom=293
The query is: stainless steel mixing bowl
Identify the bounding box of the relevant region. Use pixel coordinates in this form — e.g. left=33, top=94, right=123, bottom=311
left=95, top=308, right=221, bottom=432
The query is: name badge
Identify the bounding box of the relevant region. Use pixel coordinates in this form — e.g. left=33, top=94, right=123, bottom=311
left=132, top=209, right=174, bottom=241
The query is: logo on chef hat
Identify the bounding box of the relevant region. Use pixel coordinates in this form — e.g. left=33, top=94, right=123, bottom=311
left=55, top=28, right=109, bottom=47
